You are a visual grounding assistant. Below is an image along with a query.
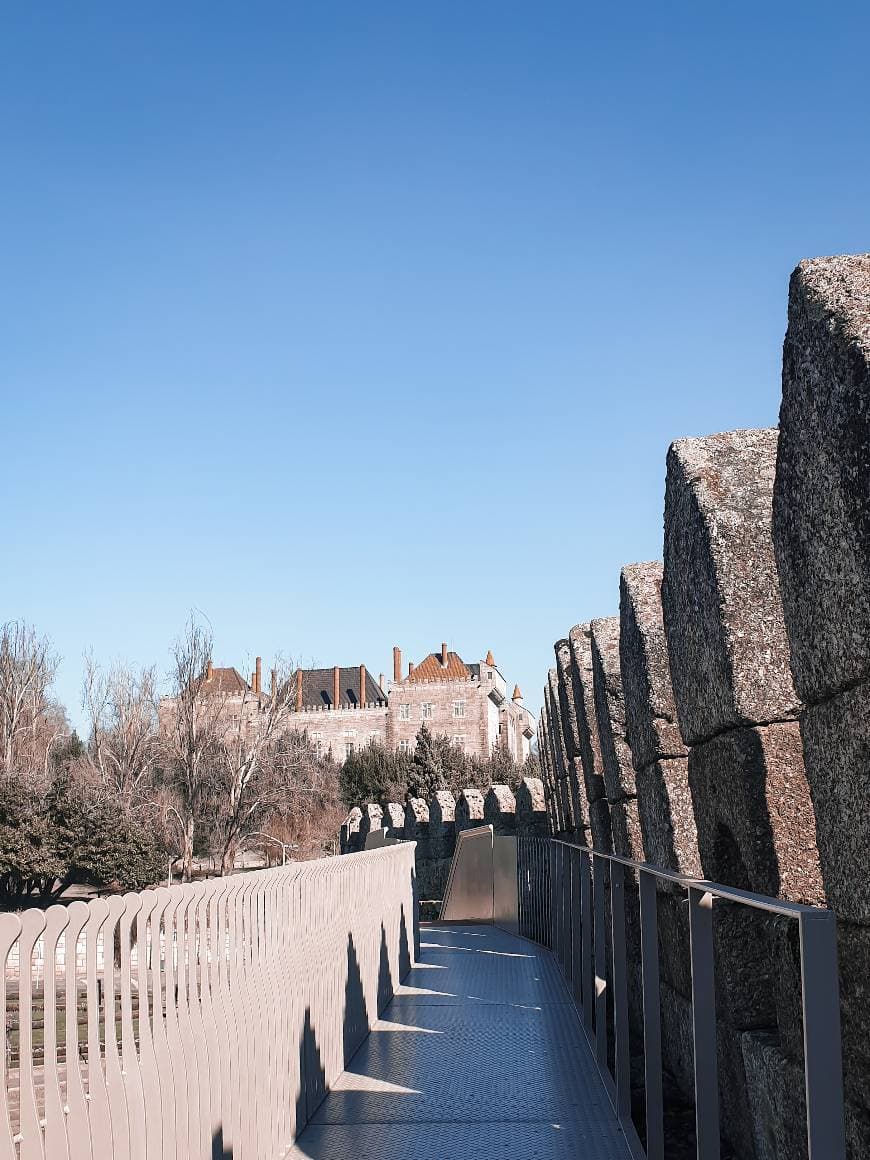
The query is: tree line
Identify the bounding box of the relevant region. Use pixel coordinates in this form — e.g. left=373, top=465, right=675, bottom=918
left=0, top=617, right=343, bottom=907
left=339, top=722, right=539, bottom=809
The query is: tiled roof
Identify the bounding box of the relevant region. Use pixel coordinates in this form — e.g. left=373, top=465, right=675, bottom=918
left=297, top=667, right=386, bottom=708
left=407, top=652, right=471, bottom=682
left=201, top=667, right=250, bottom=695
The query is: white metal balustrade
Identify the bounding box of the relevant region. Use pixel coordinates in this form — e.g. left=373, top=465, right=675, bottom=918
left=0, top=844, right=418, bottom=1160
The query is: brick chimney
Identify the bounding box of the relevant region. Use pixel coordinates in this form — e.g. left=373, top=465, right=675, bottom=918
left=393, top=646, right=402, bottom=683
left=255, top=656, right=262, bottom=695
left=271, top=667, right=278, bottom=700
left=333, top=665, right=341, bottom=709
left=206, top=659, right=214, bottom=680
left=295, top=668, right=303, bottom=712
left=512, top=684, right=523, bottom=703
left=441, top=642, right=448, bottom=667
left=408, top=661, right=415, bottom=677
left=359, top=664, right=366, bottom=707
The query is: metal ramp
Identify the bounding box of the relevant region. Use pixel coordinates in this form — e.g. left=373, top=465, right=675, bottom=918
left=288, top=922, right=632, bottom=1160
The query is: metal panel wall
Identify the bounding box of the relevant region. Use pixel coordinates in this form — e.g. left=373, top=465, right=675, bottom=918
left=0, top=843, right=417, bottom=1160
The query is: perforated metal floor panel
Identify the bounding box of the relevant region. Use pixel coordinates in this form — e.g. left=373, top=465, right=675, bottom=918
left=288, top=923, right=632, bottom=1160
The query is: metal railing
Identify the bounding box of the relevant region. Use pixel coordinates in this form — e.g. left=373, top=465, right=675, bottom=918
left=516, top=837, right=845, bottom=1160
left=0, top=843, right=418, bottom=1160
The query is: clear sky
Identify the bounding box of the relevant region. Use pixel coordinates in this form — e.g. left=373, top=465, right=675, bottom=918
left=2, top=2, right=869, bottom=731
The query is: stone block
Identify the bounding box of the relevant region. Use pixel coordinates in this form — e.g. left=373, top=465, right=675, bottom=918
left=567, top=757, right=589, bottom=844
left=662, top=428, right=801, bottom=746
left=656, top=885, right=693, bottom=999
left=717, top=1019, right=760, bottom=1160
left=455, top=787, right=485, bottom=833
left=340, top=807, right=362, bottom=854
left=359, top=802, right=384, bottom=845
left=404, top=797, right=430, bottom=859
left=636, top=758, right=701, bottom=876
left=610, top=795, right=644, bottom=861
left=588, top=797, right=613, bottom=854
left=484, top=784, right=517, bottom=834
left=591, top=616, right=637, bottom=800
left=619, top=561, right=688, bottom=769
left=688, top=722, right=824, bottom=906
left=569, top=623, right=607, bottom=803
left=741, top=1030, right=807, bottom=1160
left=515, top=776, right=548, bottom=836
left=800, top=681, right=870, bottom=922
left=772, top=254, right=870, bottom=704
left=555, top=638, right=582, bottom=761
left=547, top=669, right=570, bottom=780
left=428, top=790, right=456, bottom=859
left=382, top=802, right=406, bottom=841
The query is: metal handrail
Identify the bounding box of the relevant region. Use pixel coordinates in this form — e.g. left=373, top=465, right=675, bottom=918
left=516, top=836, right=846, bottom=1160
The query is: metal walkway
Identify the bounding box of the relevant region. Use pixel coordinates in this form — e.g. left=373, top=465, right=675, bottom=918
left=289, top=923, right=632, bottom=1160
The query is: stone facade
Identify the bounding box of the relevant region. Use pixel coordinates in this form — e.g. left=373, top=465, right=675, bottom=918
left=385, top=644, right=535, bottom=763
left=160, top=642, right=535, bottom=765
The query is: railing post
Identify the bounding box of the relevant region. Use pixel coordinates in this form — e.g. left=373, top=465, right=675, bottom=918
left=610, top=860, right=631, bottom=1121
left=581, top=850, right=593, bottom=1036
left=593, top=854, right=608, bottom=1071
left=689, top=887, right=720, bottom=1160
left=570, top=848, right=583, bottom=1007
left=799, top=910, right=846, bottom=1160
left=639, top=870, right=664, bottom=1160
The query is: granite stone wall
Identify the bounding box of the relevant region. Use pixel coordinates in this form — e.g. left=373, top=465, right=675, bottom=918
left=535, top=254, right=870, bottom=1158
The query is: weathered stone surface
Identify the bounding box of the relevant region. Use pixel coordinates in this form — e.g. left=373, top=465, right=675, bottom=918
left=773, top=254, right=870, bottom=705
left=428, top=791, right=456, bottom=859
left=610, top=795, right=644, bottom=861
left=484, top=784, right=517, bottom=834
left=591, top=616, right=636, bottom=801
left=515, top=776, right=548, bottom=836
left=620, top=561, right=688, bottom=769
left=359, top=802, right=384, bottom=845
left=568, top=623, right=607, bottom=803
left=741, top=1030, right=807, bottom=1160
left=404, top=797, right=430, bottom=858
left=717, top=1020, right=760, bottom=1160
left=556, top=637, right=589, bottom=843
left=340, top=806, right=362, bottom=853
left=555, top=638, right=582, bottom=761
left=800, top=681, right=870, bottom=922
left=567, top=758, right=589, bottom=843
left=663, top=429, right=801, bottom=746
left=656, top=886, right=693, bottom=999
left=455, top=787, right=485, bottom=832
left=688, top=722, right=824, bottom=906
left=588, top=798, right=613, bottom=854
left=773, top=916, right=870, bottom=1114
left=636, top=758, right=701, bottom=876
left=382, top=801, right=406, bottom=841
left=547, top=669, right=570, bottom=781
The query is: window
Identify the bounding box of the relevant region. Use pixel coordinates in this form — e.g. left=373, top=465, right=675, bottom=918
left=421, top=703, right=433, bottom=720
left=343, top=729, right=356, bottom=738
left=345, top=742, right=355, bottom=758
left=452, top=735, right=466, bottom=750
left=399, top=703, right=410, bottom=721
left=488, top=672, right=493, bottom=680
left=399, top=739, right=412, bottom=755
left=453, top=700, right=465, bottom=718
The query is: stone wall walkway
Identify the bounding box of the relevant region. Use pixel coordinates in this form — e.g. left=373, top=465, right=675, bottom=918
left=289, top=923, right=632, bottom=1160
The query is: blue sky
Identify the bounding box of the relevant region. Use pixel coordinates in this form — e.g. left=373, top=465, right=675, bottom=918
left=1, top=2, right=868, bottom=731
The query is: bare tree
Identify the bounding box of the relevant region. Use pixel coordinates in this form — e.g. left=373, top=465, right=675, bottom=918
left=161, top=617, right=226, bottom=881
left=0, top=621, right=62, bottom=778
left=82, top=653, right=159, bottom=807
left=217, top=658, right=299, bottom=874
